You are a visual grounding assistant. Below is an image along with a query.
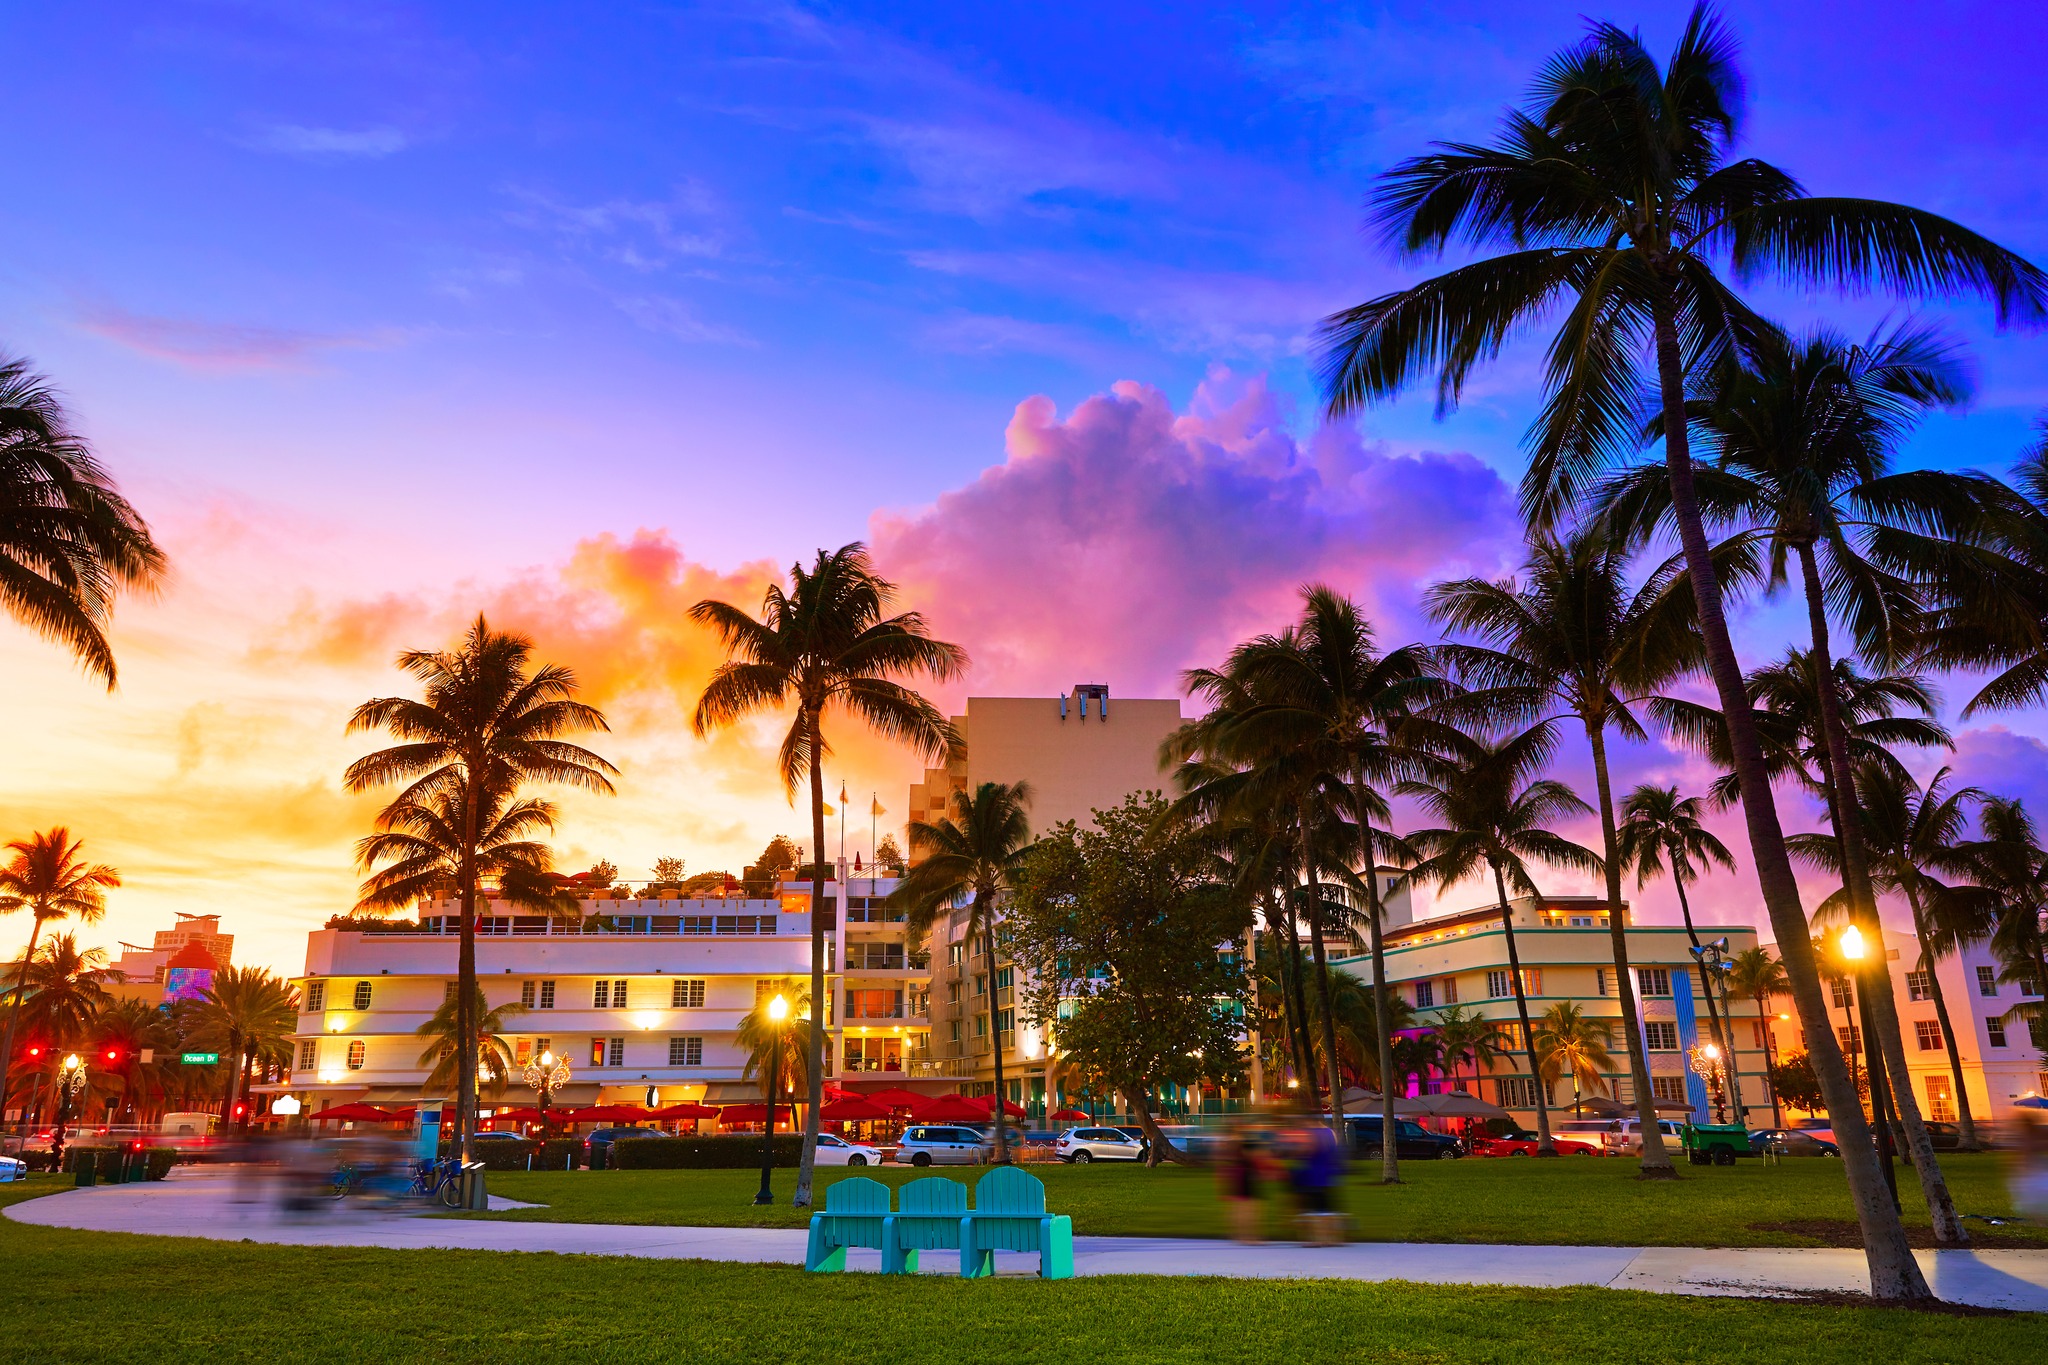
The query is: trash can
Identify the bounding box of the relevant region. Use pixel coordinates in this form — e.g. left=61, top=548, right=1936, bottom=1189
left=74, top=1159, right=96, bottom=1188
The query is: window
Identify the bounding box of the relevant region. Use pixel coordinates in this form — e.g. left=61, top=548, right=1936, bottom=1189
left=1521, top=968, right=1542, bottom=996
left=538, top=980, right=555, bottom=1009
left=995, top=967, right=1013, bottom=990
left=1644, top=1021, right=1678, bottom=1051
left=1837, top=1024, right=1862, bottom=1054
left=2031, top=1016, right=2047, bottom=1049
left=1487, top=970, right=1513, bottom=999
left=305, top=981, right=325, bottom=1012
left=1594, top=968, right=1608, bottom=997
left=1914, top=1019, right=1943, bottom=1051
left=590, top=1038, right=608, bottom=1066
left=668, top=1036, right=703, bottom=1066
left=1496, top=1077, right=1540, bottom=1108
left=609, top=1038, right=624, bottom=1066
left=1752, top=1021, right=1771, bottom=1049
left=1651, top=1076, right=1688, bottom=1103
left=1637, top=968, right=1671, bottom=998
left=594, top=979, right=626, bottom=1008
left=947, top=943, right=964, bottom=966
left=1413, top=981, right=1434, bottom=1008
left=1440, top=977, right=1457, bottom=1005
left=444, top=980, right=457, bottom=1001
left=947, top=981, right=961, bottom=1004
left=515, top=1038, right=532, bottom=1064
left=352, top=981, right=373, bottom=1010
left=973, top=974, right=987, bottom=997
left=974, top=1015, right=988, bottom=1037
left=1978, top=966, right=2000, bottom=998
left=346, top=1040, right=366, bottom=1070
left=1906, top=970, right=1932, bottom=1002
left=1830, top=979, right=1854, bottom=1009
left=1925, top=1075, right=1956, bottom=1123
left=520, top=980, right=536, bottom=1008
left=995, top=1009, right=1014, bottom=1035
left=2023, top=978, right=2045, bottom=998
left=1495, top=1023, right=1528, bottom=1053
left=296, top=1041, right=316, bottom=1070
left=672, top=979, right=706, bottom=1008
left=949, top=1022, right=960, bottom=1043
left=535, top=1037, right=550, bottom=1056
left=1987, top=1017, right=2008, bottom=1047
left=847, top=988, right=904, bottom=1020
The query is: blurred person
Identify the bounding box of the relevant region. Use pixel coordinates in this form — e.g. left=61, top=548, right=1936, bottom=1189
left=2012, top=1110, right=2048, bottom=1221
left=1217, top=1126, right=1264, bottom=1243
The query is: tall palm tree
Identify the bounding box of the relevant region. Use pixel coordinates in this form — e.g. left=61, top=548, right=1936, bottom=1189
left=192, top=966, right=298, bottom=1131
left=415, top=986, right=526, bottom=1098
left=1315, top=5, right=2046, bottom=1299
left=886, top=781, right=1036, bottom=1164
left=1952, top=799, right=2048, bottom=1080
left=1615, top=785, right=1739, bottom=1088
left=1727, top=946, right=1789, bottom=1127
left=1, top=932, right=118, bottom=1120
left=1426, top=526, right=1723, bottom=1176
left=1535, top=1001, right=1614, bottom=1115
left=93, top=997, right=179, bottom=1124
left=692, top=543, right=963, bottom=1205
left=737, top=981, right=813, bottom=1125
left=0, top=355, right=165, bottom=687
left=0, top=829, right=119, bottom=1120
left=345, top=616, right=615, bottom=1160
left=1428, top=1004, right=1505, bottom=1098
left=1399, top=724, right=1603, bottom=1155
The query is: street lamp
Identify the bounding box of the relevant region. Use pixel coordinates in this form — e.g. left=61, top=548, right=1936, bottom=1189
left=754, top=994, right=789, bottom=1207
left=523, top=1049, right=572, bottom=1137
left=52, top=1053, right=87, bottom=1169
left=1838, top=923, right=1900, bottom=1210
left=1688, top=938, right=1747, bottom=1124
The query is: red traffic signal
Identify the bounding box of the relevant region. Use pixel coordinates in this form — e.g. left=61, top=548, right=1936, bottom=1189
left=104, top=1048, right=121, bottom=1063
left=24, top=1044, right=43, bottom=1060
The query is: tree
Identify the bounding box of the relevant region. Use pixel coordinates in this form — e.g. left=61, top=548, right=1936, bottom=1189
left=885, top=781, right=1037, bottom=1164
left=652, top=856, right=687, bottom=886
left=345, top=616, right=615, bottom=1160
left=1399, top=723, right=1602, bottom=1156
left=1727, top=945, right=1790, bottom=1127
left=1915, top=426, right=2048, bottom=716
left=416, top=985, right=526, bottom=1098
left=1315, top=4, right=2046, bottom=1300
left=737, top=981, right=813, bottom=1111
left=1955, top=798, right=2048, bottom=1064
left=1615, top=785, right=1739, bottom=1103
left=582, top=860, right=618, bottom=887
left=1768, top=1051, right=1829, bottom=1117
left=0, top=355, right=165, bottom=687
left=874, top=835, right=905, bottom=874
left=1008, top=796, right=1253, bottom=1164
left=0, top=829, right=119, bottom=1120
left=692, top=543, right=964, bottom=1206
left=1535, top=1001, right=1614, bottom=1114
left=1, top=932, right=118, bottom=1120
left=1427, top=525, right=1722, bottom=1176
left=93, top=997, right=179, bottom=1124
left=1429, top=1004, right=1506, bottom=1098
left=191, top=966, right=297, bottom=1130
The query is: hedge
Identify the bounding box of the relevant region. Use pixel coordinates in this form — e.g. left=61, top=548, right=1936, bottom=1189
left=467, top=1139, right=585, bottom=1172
left=609, top=1135, right=803, bottom=1170
left=57, top=1146, right=179, bottom=1180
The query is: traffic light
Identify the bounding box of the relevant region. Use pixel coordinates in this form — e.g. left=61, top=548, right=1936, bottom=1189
left=24, top=1044, right=43, bottom=1063
left=104, top=1047, right=121, bottom=1065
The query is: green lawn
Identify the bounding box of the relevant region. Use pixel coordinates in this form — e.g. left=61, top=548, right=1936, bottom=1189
left=0, top=1177, right=2040, bottom=1363
left=466, top=1152, right=2048, bottom=1248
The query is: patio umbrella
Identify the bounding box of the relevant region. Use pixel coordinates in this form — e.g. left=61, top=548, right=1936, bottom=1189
left=863, top=1087, right=930, bottom=1110
left=1395, top=1092, right=1511, bottom=1120
left=717, top=1103, right=797, bottom=1126
left=819, top=1097, right=894, bottom=1121
left=916, top=1094, right=989, bottom=1122
left=651, top=1102, right=719, bottom=1121
left=972, top=1094, right=1029, bottom=1119
left=1049, top=1108, right=1089, bottom=1121
left=310, top=1103, right=404, bottom=1123
left=565, top=1104, right=652, bottom=1123
left=2016, top=1096, right=2047, bottom=1110
left=486, top=1108, right=549, bottom=1123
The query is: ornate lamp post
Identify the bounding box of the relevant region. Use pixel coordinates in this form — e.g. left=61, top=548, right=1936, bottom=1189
left=51, top=1053, right=88, bottom=1170
left=523, top=1049, right=571, bottom=1138
left=1689, top=938, right=1747, bottom=1124
left=754, top=994, right=789, bottom=1206
left=1838, top=925, right=1900, bottom=1211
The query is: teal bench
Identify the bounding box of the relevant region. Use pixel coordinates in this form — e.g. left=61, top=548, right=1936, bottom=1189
left=961, top=1167, right=1074, bottom=1280
left=882, top=1175, right=967, bottom=1275
left=804, top=1176, right=892, bottom=1271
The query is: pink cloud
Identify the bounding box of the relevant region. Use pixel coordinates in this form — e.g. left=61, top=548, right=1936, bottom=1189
left=868, top=371, right=1518, bottom=698
left=75, top=305, right=404, bottom=372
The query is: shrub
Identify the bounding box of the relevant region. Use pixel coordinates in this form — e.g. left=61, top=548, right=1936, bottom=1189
left=608, top=1135, right=803, bottom=1170
left=57, top=1146, right=176, bottom=1180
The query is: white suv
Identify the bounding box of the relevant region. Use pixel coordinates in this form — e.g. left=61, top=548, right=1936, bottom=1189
left=893, top=1125, right=991, bottom=1166
left=1055, top=1127, right=1145, bottom=1163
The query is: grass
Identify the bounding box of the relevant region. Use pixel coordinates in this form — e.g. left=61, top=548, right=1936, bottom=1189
left=464, top=1152, right=2048, bottom=1248
left=0, top=1177, right=2041, bottom=1363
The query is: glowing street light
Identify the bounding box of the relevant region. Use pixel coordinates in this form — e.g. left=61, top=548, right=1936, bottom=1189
left=524, top=1048, right=572, bottom=1136
left=755, top=994, right=790, bottom=1207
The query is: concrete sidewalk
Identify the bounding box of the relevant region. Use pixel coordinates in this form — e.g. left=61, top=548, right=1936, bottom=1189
left=9, top=1169, right=2047, bottom=1311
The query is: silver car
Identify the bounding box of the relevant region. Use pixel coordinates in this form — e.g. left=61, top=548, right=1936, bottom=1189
left=1055, top=1126, right=1145, bottom=1163
left=893, top=1125, right=991, bottom=1166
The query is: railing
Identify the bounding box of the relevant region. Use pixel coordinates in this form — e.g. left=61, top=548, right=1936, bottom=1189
left=907, top=1057, right=975, bottom=1078
left=392, top=914, right=792, bottom=938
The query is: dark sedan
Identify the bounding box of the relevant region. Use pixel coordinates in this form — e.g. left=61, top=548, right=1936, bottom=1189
left=1749, top=1128, right=1839, bottom=1156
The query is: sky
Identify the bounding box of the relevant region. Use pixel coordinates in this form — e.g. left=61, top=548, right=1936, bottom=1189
left=4, top=1, right=2048, bottom=974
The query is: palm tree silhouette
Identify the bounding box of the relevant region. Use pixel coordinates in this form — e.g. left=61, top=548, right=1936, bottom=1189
left=193, top=966, right=298, bottom=1131
left=0, top=829, right=120, bottom=1119
left=1536, top=1001, right=1614, bottom=1116
left=415, top=985, right=526, bottom=1099
left=1615, top=785, right=1738, bottom=1090
left=1727, top=947, right=1789, bottom=1128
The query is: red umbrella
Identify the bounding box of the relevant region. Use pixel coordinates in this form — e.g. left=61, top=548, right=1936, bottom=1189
left=1050, top=1108, right=1089, bottom=1122
left=310, top=1103, right=405, bottom=1123
left=485, top=1108, right=549, bottom=1124
left=717, top=1103, right=798, bottom=1126
left=917, top=1094, right=988, bottom=1122
left=565, top=1104, right=653, bottom=1123
left=862, top=1087, right=929, bottom=1109
left=973, top=1093, right=1029, bottom=1119
left=651, top=1102, right=719, bottom=1120
left=819, top=1096, right=893, bottom=1121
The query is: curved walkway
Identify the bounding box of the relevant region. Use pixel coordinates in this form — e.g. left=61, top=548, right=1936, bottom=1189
left=9, top=1168, right=2048, bottom=1311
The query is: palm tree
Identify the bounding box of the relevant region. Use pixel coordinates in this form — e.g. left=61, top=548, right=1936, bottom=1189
left=1428, top=1004, right=1505, bottom=1098
left=416, top=986, right=526, bottom=1098
left=94, top=997, right=179, bottom=1123
left=192, top=966, right=298, bottom=1131
left=345, top=616, right=615, bottom=1160
left=1535, top=1001, right=1614, bottom=1115
left=1, top=932, right=119, bottom=1121
left=737, top=981, right=813, bottom=1125
left=0, top=829, right=119, bottom=1120
left=1615, top=785, right=1739, bottom=1089
left=1426, top=526, right=1722, bottom=1176
left=1727, top=946, right=1789, bottom=1127
left=0, top=355, right=165, bottom=686
left=1952, top=798, right=2048, bottom=1081
left=1399, top=724, right=1602, bottom=1155
left=1315, top=5, right=2045, bottom=1299
left=692, top=543, right=963, bottom=1206
left=886, top=781, right=1036, bottom=1164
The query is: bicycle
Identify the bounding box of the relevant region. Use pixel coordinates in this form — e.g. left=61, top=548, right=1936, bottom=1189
left=410, top=1156, right=467, bottom=1208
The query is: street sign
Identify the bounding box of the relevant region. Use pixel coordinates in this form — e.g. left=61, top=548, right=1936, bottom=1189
left=181, top=1052, right=219, bottom=1065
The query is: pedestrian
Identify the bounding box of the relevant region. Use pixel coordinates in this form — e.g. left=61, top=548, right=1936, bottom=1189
left=1288, top=1118, right=1344, bottom=1245
left=1217, top=1127, right=1264, bottom=1243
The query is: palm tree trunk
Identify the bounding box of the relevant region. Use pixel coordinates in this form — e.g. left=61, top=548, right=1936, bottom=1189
left=0, top=916, right=46, bottom=1121
left=1491, top=863, right=1553, bottom=1155
left=1585, top=726, right=1675, bottom=1177
left=457, top=774, right=481, bottom=1163
left=1755, top=989, right=1784, bottom=1128
left=1900, top=884, right=1979, bottom=1149
left=1357, top=814, right=1401, bottom=1185
left=980, top=890, right=1010, bottom=1164
left=1650, top=294, right=1927, bottom=1299
left=1277, top=898, right=1317, bottom=1098
left=1302, top=850, right=1348, bottom=1146
left=1669, top=876, right=1737, bottom=1113
left=1792, top=542, right=1966, bottom=1245
left=796, top=714, right=827, bottom=1207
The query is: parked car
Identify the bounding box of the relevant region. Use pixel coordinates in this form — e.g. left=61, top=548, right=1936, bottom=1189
left=1055, top=1127, right=1146, bottom=1163
left=1469, top=1128, right=1603, bottom=1157
left=0, top=1154, right=25, bottom=1182
left=1748, top=1128, right=1839, bottom=1157
left=472, top=1131, right=531, bottom=1146
left=1345, top=1115, right=1464, bottom=1160
left=814, top=1133, right=882, bottom=1166
left=893, top=1125, right=991, bottom=1166
left=1606, top=1118, right=1686, bottom=1155
left=583, top=1126, right=658, bottom=1163
left=1922, top=1121, right=1963, bottom=1151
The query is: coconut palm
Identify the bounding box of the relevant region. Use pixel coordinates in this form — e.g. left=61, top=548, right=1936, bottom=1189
left=886, top=781, right=1037, bottom=1164
left=1615, top=785, right=1739, bottom=1083
left=192, top=966, right=298, bottom=1131
left=1915, top=426, right=2048, bottom=716
left=1727, top=946, right=1789, bottom=1127
left=0, top=828, right=119, bottom=1119
left=93, top=997, right=180, bottom=1124
left=1535, top=1001, right=1614, bottom=1115
left=415, top=986, right=526, bottom=1098
left=1, top=932, right=119, bottom=1121
left=1398, top=723, right=1603, bottom=1155
left=1426, top=525, right=1725, bottom=1175
left=692, top=543, right=963, bottom=1205
left=1951, top=799, right=2048, bottom=1069
left=737, top=981, right=813, bottom=1120
left=1429, top=1004, right=1505, bottom=1097
left=1316, top=4, right=2046, bottom=1298
left=0, top=355, right=165, bottom=686
left=345, top=616, right=615, bottom=1159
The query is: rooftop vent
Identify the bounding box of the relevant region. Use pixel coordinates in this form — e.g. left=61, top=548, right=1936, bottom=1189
left=1061, top=683, right=1110, bottom=721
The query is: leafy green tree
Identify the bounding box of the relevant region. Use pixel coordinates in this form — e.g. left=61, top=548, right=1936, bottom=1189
left=415, top=985, right=527, bottom=1098
left=1535, top=1001, right=1614, bottom=1114
left=873, top=834, right=905, bottom=874
left=1768, top=1051, right=1829, bottom=1117
left=885, top=781, right=1037, bottom=1163
left=1315, top=4, right=2045, bottom=1298
left=737, top=981, right=813, bottom=1118
left=1952, top=799, right=2048, bottom=1071
left=93, top=997, right=180, bottom=1124
left=1, top=932, right=118, bottom=1121
left=1008, top=795, right=1253, bottom=1164
left=1429, top=1004, right=1506, bottom=1099
left=692, top=543, right=963, bottom=1206
left=0, top=828, right=119, bottom=1120
left=651, top=856, right=686, bottom=886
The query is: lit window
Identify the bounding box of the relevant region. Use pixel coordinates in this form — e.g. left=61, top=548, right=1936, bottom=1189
left=672, top=979, right=706, bottom=1008
left=1925, top=1075, right=1956, bottom=1122
left=1914, top=1020, right=1943, bottom=1051
left=352, top=981, right=373, bottom=1010
left=346, top=1040, right=366, bottom=1070
left=590, top=1038, right=607, bottom=1066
